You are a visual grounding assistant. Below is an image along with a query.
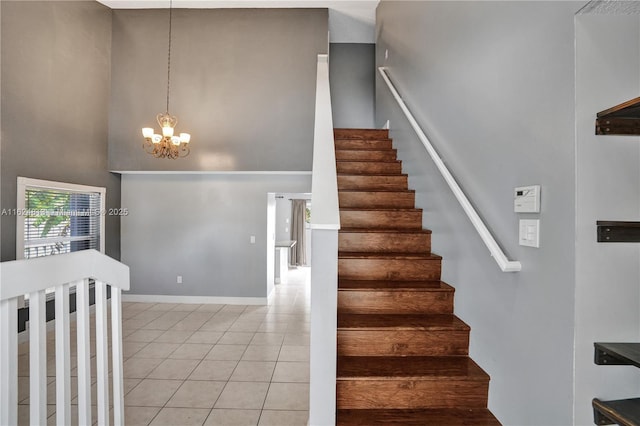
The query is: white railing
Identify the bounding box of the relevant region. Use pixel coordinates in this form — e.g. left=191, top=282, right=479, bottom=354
left=309, top=53, right=340, bottom=426
left=0, top=249, right=130, bottom=425
left=378, top=67, right=521, bottom=273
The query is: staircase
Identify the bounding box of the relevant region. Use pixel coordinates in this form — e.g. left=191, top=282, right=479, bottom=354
left=334, top=128, right=501, bottom=425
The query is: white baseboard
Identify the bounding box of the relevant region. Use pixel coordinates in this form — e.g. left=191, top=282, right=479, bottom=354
left=121, top=294, right=268, bottom=305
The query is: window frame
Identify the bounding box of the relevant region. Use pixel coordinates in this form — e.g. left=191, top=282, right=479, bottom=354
left=16, top=177, right=106, bottom=260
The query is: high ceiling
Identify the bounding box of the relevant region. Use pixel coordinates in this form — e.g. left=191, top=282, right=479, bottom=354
left=96, top=0, right=379, bottom=43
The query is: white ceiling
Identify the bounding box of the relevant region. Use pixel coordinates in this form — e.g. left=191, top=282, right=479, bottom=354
left=96, top=0, right=379, bottom=43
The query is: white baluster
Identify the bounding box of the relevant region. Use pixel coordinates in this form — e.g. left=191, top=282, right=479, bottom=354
left=95, top=281, right=110, bottom=425
left=55, top=284, right=71, bottom=425
left=28, top=290, right=47, bottom=425
left=111, top=287, right=124, bottom=426
left=76, top=279, right=92, bottom=426
left=0, top=298, right=18, bottom=426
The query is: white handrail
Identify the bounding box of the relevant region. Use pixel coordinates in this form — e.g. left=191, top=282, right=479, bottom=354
left=378, top=67, right=521, bottom=273
left=309, top=53, right=340, bottom=426
left=0, top=250, right=130, bottom=425
left=311, top=54, right=340, bottom=231
left=0, top=249, right=130, bottom=300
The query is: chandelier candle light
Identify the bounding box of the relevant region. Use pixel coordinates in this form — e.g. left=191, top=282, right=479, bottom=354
left=141, top=0, right=191, bottom=159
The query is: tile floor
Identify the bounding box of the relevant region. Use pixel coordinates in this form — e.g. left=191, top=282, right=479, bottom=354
left=17, top=267, right=311, bottom=426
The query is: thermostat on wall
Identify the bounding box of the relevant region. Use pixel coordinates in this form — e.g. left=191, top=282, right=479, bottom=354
left=514, top=185, right=540, bottom=213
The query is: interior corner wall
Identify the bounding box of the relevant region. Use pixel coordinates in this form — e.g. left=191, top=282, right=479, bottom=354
left=0, top=0, right=120, bottom=262
left=574, top=14, right=640, bottom=426
left=329, top=43, right=375, bottom=128
left=120, top=174, right=311, bottom=299
left=375, top=2, right=577, bottom=424
left=108, top=8, right=328, bottom=172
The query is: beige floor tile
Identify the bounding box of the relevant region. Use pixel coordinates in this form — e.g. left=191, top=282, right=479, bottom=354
left=205, top=345, right=247, bottom=361
left=278, top=346, right=309, bottom=362
left=263, top=383, right=309, bottom=410
left=170, top=319, right=207, bottom=331
left=124, top=378, right=143, bottom=395
left=132, top=342, right=180, bottom=359
left=140, top=318, right=179, bottom=330
left=241, top=345, right=281, bottom=362
left=148, top=303, right=179, bottom=311
left=199, top=320, right=234, bottom=332
left=187, top=331, right=224, bottom=344
left=149, top=407, right=210, bottom=425
left=229, top=361, right=276, bottom=382
left=169, top=343, right=214, bottom=360
left=154, top=330, right=193, bottom=343
left=166, top=380, right=226, bottom=408
left=124, top=379, right=182, bottom=407
left=124, top=406, right=161, bottom=426
left=258, top=410, right=308, bottom=426
left=214, top=382, right=269, bottom=409
left=123, top=341, right=149, bottom=359
left=282, top=333, right=309, bottom=346
left=123, top=318, right=153, bottom=330
left=190, top=360, right=238, bottom=381
left=172, top=304, right=202, bottom=312
left=219, top=305, right=248, bottom=313
left=124, top=330, right=164, bottom=343
left=229, top=321, right=262, bottom=332
left=196, top=304, right=225, bottom=312
left=123, top=358, right=164, bottom=379
left=257, top=322, right=288, bottom=333
left=205, top=409, right=260, bottom=426
left=147, top=359, right=200, bottom=380
left=218, top=332, right=255, bottom=345
left=272, top=362, right=309, bottom=383
left=250, top=333, right=285, bottom=346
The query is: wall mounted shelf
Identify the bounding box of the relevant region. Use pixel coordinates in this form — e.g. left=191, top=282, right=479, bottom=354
left=597, top=221, right=640, bottom=243
left=596, top=97, right=640, bottom=135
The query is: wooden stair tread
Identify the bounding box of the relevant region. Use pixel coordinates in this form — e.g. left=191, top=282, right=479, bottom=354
left=337, top=356, right=488, bottom=381
left=595, top=342, right=640, bottom=368
left=338, top=313, right=469, bottom=331
left=337, top=408, right=501, bottom=425
left=338, top=173, right=407, bottom=177
left=337, top=159, right=400, bottom=163
left=593, top=397, right=640, bottom=426
left=340, top=208, right=422, bottom=212
left=340, top=228, right=431, bottom=234
left=339, top=279, right=452, bottom=291
left=339, top=252, right=440, bottom=260
left=339, top=189, right=415, bottom=194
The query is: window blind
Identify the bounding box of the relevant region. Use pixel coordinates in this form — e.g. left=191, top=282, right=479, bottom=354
left=24, top=188, right=102, bottom=259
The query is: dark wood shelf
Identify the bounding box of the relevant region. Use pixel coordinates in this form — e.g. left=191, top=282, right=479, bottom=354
left=597, top=221, right=640, bottom=243
left=593, top=398, right=640, bottom=426
left=595, top=343, right=640, bottom=368
left=596, top=97, right=640, bottom=135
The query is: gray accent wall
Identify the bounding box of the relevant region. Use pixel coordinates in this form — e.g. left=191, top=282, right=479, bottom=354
left=574, top=14, right=640, bottom=426
left=329, top=43, right=375, bottom=128
left=1, top=0, right=120, bottom=261
left=121, top=174, right=311, bottom=298
left=109, top=8, right=328, bottom=172
left=376, top=2, right=578, bottom=424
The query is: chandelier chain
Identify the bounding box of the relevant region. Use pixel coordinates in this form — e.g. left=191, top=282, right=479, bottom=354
left=166, top=0, right=173, bottom=113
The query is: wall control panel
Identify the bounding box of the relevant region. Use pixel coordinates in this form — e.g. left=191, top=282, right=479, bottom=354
left=514, top=185, right=541, bottom=213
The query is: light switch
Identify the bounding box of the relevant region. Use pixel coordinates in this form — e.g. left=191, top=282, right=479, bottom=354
left=519, top=219, right=540, bottom=248
left=250, top=235, right=256, bottom=244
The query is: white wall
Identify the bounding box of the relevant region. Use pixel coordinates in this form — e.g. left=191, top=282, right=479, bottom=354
left=376, top=2, right=577, bottom=424
left=574, top=14, right=640, bottom=425
left=121, top=174, right=311, bottom=300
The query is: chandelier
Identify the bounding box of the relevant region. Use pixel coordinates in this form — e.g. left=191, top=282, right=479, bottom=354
left=141, top=0, right=191, bottom=159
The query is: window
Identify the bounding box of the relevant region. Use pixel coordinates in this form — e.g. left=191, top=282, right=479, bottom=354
left=17, top=178, right=105, bottom=260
